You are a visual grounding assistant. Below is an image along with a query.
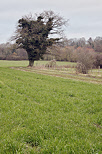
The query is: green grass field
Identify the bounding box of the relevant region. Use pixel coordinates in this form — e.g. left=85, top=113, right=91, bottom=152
left=0, top=60, right=75, bottom=67
left=0, top=60, right=102, bottom=153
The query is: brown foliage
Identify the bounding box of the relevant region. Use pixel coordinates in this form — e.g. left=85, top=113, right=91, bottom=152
left=75, top=48, right=95, bottom=74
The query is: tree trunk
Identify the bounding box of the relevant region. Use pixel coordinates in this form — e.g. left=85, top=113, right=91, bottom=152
left=28, top=60, right=34, bottom=67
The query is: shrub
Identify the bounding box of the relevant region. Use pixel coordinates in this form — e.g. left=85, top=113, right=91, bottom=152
left=76, top=48, right=95, bottom=74
left=45, top=59, right=56, bottom=68
left=76, top=62, right=88, bottom=74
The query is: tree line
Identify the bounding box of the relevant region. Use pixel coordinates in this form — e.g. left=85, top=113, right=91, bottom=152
left=0, top=43, right=27, bottom=60
left=0, top=36, right=102, bottom=66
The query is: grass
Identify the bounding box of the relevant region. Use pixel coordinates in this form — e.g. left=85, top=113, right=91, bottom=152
left=1, top=60, right=102, bottom=84
left=0, top=60, right=76, bottom=67
left=0, top=60, right=29, bottom=67
left=0, top=60, right=102, bottom=153
left=18, top=67, right=102, bottom=84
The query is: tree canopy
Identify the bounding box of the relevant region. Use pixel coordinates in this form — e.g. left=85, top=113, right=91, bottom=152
left=13, top=11, right=67, bottom=66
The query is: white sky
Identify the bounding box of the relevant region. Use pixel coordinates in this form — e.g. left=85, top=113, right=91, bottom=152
left=0, top=0, right=102, bottom=43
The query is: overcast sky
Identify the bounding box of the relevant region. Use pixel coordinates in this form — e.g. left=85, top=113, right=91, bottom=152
left=0, top=0, right=102, bottom=43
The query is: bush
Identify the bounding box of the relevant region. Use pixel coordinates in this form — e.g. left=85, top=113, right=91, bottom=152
left=45, top=60, right=56, bottom=68
left=76, top=48, right=95, bottom=74
left=76, top=62, right=88, bottom=74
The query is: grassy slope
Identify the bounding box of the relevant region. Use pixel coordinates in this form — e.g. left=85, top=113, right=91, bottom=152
left=1, top=60, right=102, bottom=84
left=0, top=64, right=102, bottom=153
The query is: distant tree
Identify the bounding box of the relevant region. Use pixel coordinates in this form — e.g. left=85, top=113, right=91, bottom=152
left=94, top=53, right=102, bottom=68
left=87, top=37, right=94, bottom=49
left=66, top=38, right=86, bottom=48
left=0, top=43, right=12, bottom=59
left=68, top=38, right=77, bottom=47
left=76, top=37, right=86, bottom=48
left=94, top=37, right=102, bottom=53
left=12, top=10, right=67, bottom=66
